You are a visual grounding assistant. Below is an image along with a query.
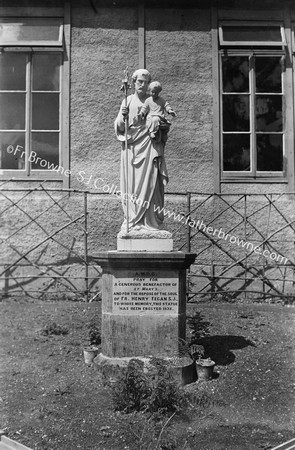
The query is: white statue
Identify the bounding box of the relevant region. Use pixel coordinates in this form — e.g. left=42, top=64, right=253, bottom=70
left=115, top=69, right=174, bottom=234
left=141, top=81, right=176, bottom=144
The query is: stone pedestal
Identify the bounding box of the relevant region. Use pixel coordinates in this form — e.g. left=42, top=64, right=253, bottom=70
left=93, top=251, right=196, bottom=360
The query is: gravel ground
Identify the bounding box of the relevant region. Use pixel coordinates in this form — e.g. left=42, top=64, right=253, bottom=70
left=0, top=298, right=294, bottom=449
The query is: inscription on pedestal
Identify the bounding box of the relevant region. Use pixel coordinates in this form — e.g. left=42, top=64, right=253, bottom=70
left=112, top=270, right=179, bottom=315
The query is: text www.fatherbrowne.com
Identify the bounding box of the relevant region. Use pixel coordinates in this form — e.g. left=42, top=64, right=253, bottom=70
left=153, top=204, right=288, bottom=265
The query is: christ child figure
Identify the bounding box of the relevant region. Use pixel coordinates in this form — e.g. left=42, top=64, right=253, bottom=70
left=140, top=81, right=176, bottom=143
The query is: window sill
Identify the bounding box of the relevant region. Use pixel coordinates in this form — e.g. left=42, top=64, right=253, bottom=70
left=0, top=175, right=63, bottom=181
left=221, top=177, right=288, bottom=183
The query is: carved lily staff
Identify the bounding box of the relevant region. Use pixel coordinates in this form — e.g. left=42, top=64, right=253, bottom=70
left=120, top=67, right=131, bottom=233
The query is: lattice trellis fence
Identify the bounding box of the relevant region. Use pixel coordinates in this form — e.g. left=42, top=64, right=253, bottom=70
left=180, top=192, right=295, bottom=303
left=0, top=185, right=101, bottom=301
left=0, top=186, right=294, bottom=302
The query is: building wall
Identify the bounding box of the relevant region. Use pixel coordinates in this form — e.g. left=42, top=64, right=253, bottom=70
left=145, top=8, right=213, bottom=193
left=0, top=0, right=294, bottom=300
left=69, top=3, right=214, bottom=193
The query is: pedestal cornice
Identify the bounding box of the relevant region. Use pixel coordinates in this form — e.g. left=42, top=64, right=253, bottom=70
left=93, top=251, right=196, bottom=271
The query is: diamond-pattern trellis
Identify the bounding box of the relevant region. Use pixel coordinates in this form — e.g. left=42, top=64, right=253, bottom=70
left=0, top=186, right=294, bottom=302
left=181, top=192, right=295, bottom=303
left=0, top=185, right=101, bottom=301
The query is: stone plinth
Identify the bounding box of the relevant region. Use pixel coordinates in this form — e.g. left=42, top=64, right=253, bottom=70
left=117, top=238, right=173, bottom=251
left=93, top=251, right=196, bottom=359
left=117, top=229, right=173, bottom=252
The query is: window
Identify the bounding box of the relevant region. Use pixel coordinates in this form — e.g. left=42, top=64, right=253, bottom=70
left=219, top=23, right=288, bottom=179
left=219, top=22, right=286, bottom=46
left=0, top=14, right=69, bottom=181
left=0, top=17, right=63, bottom=45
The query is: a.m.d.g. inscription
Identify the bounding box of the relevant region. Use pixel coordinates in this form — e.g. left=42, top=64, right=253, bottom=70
left=112, top=270, right=179, bottom=314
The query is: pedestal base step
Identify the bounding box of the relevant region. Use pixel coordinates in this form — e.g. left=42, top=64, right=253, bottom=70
left=94, top=353, right=196, bottom=385
left=117, top=238, right=173, bottom=251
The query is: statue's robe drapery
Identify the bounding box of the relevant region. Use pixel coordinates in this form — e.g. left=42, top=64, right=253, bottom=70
left=115, top=94, right=168, bottom=230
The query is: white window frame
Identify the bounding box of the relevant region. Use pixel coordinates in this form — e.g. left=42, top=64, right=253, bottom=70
left=219, top=21, right=286, bottom=47
left=0, top=17, right=63, bottom=46
left=218, top=21, right=292, bottom=183
left=220, top=49, right=286, bottom=179
left=0, top=5, right=70, bottom=188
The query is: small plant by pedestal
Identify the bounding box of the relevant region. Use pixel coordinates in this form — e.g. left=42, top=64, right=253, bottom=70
left=83, top=318, right=101, bottom=364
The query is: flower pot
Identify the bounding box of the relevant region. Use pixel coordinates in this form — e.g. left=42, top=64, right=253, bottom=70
left=83, top=346, right=99, bottom=364
left=195, top=358, right=215, bottom=381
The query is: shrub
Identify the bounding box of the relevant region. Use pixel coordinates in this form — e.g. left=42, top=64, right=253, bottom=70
left=187, top=311, right=210, bottom=342
left=146, top=359, right=186, bottom=415
left=87, top=317, right=101, bottom=346
left=111, top=358, right=186, bottom=415
left=111, top=359, right=151, bottom=413
left=40, top=322, right=68, bottom=336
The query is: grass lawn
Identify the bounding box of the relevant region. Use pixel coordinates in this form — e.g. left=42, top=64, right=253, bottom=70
left=1, top=298, right=295, bottom=449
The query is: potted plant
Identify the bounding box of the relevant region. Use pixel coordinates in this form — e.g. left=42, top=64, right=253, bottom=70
left=195, top=357, right=215, bottom=381
left=83, top=345, right=99, bottom=364
left=83, top=319, right=101, bottom=364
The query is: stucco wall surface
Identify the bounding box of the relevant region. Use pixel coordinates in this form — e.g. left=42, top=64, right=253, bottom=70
left=70, top=6, right=213, bottom=195
left=70, top=6, right=138, bottom=193
left=146, top=8, right=213, bottom=193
